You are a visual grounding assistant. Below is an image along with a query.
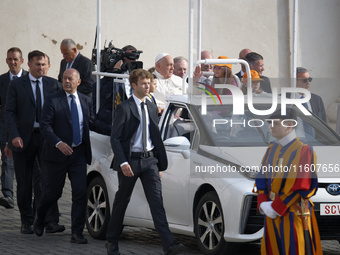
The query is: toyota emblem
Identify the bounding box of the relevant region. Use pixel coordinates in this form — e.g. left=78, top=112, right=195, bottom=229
left=326, top=184, right=340, bottom=195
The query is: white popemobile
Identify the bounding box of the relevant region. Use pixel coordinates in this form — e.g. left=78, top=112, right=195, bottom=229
left=86, top=88, right=340, bottom=254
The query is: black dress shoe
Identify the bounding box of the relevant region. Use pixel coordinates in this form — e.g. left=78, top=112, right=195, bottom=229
left=20, top=224, right=34, bottom=234
left=71, top=233, right=88, bottom=244
left=0, top=196, right=14, bottom=209
left=33, top=216, right=44, bottom=237
left=45, top=222, right=65, bottom=233
left=105, top=241, right=120, bottom=255
left=164, top=243, right=185, bottom=255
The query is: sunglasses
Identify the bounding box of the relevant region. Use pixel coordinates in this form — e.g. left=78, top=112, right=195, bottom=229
left=298, top=77, right=313, bottom=83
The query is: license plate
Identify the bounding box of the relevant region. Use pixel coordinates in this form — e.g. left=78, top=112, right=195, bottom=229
left=320, top=203, right=340, bottom=216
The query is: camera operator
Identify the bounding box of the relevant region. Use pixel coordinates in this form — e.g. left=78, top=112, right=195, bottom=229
left=91, top=45, right=139, bottom=136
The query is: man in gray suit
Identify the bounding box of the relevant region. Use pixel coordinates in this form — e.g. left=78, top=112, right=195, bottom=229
left=58, top=38, right=94, bottom=97
left=0, top=47, right=26, bottom=209
left=6, top=50, right=63, bottom=234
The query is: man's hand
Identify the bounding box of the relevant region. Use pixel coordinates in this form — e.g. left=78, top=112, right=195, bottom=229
left=121, top=164, right=134, bottom=177
left=113, top=60, right=123, bottom=70
left=12, top=137, right=23, bottom=149
left=259, top=201, right=278, bottom=219
left=57, top=141, right=73, bottom=156
left=4, top=144, right=12, bottom=158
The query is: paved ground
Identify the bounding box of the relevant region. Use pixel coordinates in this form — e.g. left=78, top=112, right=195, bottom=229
left=0, top=179, right=339, bottom=255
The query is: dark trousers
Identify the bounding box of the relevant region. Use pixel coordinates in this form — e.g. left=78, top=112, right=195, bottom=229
left=106, top=156, right=173, bottom=251
left=37, top=144, right=87, bottom=234
left=0, top=120, right=14, bottom=198
left=12, top=131, right=59, bottom=225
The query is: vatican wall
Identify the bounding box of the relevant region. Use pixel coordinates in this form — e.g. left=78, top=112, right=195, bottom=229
left=0, top=0, right=339, bottom=126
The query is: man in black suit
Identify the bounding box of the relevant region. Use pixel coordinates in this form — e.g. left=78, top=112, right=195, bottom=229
left=58, top=38, right=95, bottom=97
left=105, top=69, right=184, bottom=255
left=91, top=45, right=138, bottom=135
left=294, top=67, right=326, bottom=122
left=0, top=47, right=26, bottom=209
left=5, top=50, right=63, bottom=234
left=34, top=68, right=94, bottom=244
left=245, top=52, right=272, bottom=93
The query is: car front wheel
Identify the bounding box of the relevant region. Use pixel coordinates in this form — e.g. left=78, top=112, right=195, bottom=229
left=86, top=176, right=110, bottom=239
left=194, top=191, right=238, bottom=255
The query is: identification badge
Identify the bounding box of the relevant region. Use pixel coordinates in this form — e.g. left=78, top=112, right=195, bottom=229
left=270, top=191, right=276, bottom=201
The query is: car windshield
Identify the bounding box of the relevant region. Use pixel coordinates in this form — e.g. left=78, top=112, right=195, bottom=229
left=194, top=104, right=340, bottom=147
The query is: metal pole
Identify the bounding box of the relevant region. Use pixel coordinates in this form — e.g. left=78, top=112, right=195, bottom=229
left=188, top=0, right=194, bottom=95
left=95, top=0, right=101, bottom=113
left=197, top=0, right=202, bottom=61
left=291, top=0, right=298, bottom=91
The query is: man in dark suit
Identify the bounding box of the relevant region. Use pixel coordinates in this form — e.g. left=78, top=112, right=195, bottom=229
left=34, top=68, right=94, bottom=244
left=105, top=69, right=184, bottom=255
left=245, top=52, right=272, bottom=93
left=294, top=67, right=326, bottom=122
left=5, top=50, right=63, bottom=234
left=0, top=47, right=26, bottom=209
left=91, top=76, right=129, bottom=136
left=58, top=38, right=95, bottom=97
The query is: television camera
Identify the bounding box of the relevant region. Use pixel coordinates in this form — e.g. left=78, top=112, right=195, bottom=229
left=92, top=41, right=143, bottom=73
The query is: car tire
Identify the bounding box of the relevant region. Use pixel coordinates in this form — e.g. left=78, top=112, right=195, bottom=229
left=194, top=191, right=238, bottom=255
left=86, top=176, right=111, bottom=239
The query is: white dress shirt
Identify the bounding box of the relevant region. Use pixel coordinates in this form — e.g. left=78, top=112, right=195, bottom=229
left=10, top=68, right=23, bottom=80
left=66, top=91, right=84, bottom=146
left=131, top=94, right=153, bottom=152
left=29, top=73, right=44, bottom=128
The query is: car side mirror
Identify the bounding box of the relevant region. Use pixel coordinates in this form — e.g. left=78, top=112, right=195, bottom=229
left=164, top=136, right=190, bottom=159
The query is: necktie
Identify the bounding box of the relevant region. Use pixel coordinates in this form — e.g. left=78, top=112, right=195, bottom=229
left=35, top=80, right=42, bottom=123
left=12, top=75, right=18, bottom=80
left=70, top=95, right=81, bottom=146
left=141, top=102, right=147, bottom=152
left=66, top=62, right=72, bottom=70
left=301, top=95, right=309, bottom=111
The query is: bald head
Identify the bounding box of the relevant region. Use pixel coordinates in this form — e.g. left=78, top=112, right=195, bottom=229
left=156, top=55, right=174, bottom=79
left=239, top=48, right=252, bottom=72
left=200, top=50, right=213, bottom=74
left=62, top=68, right=81, bottom=94
left=201, top=50, right=213, bottom=60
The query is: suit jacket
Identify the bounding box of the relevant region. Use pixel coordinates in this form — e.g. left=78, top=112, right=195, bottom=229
left=40, top=90, right=94, bottom=165
left=235, top=71, right=242, bottom=80
left=286, top=92, right=327, bottom=122
left=5, top=74, right=61, bottom=151
left=260, top=76, right=272, bottom=93
left=0, top=69, right=27, bottom=122
left=58, top=53, right=95, bottom=97
left=91, top=77, right=129, bottom=136
left=111, top=96, right=167, bottom=171
left=310, top=93, right=326, bottom=122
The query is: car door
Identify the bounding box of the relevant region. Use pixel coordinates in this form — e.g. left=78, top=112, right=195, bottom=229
left=156, top=103, right=197, bottom=225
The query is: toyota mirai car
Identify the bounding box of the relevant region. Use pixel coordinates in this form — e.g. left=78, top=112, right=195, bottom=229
left=86, top=94, right=340, bottom=255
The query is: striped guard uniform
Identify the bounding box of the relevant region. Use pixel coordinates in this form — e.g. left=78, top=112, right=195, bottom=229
left=255, top=137, right=323, bottom=255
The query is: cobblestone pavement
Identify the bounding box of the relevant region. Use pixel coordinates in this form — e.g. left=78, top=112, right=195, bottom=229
left=0, top=179, right=339, bottom=255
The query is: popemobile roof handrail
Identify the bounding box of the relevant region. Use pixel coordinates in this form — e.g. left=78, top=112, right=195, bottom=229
left=184, top=58, right=251, bottom=94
